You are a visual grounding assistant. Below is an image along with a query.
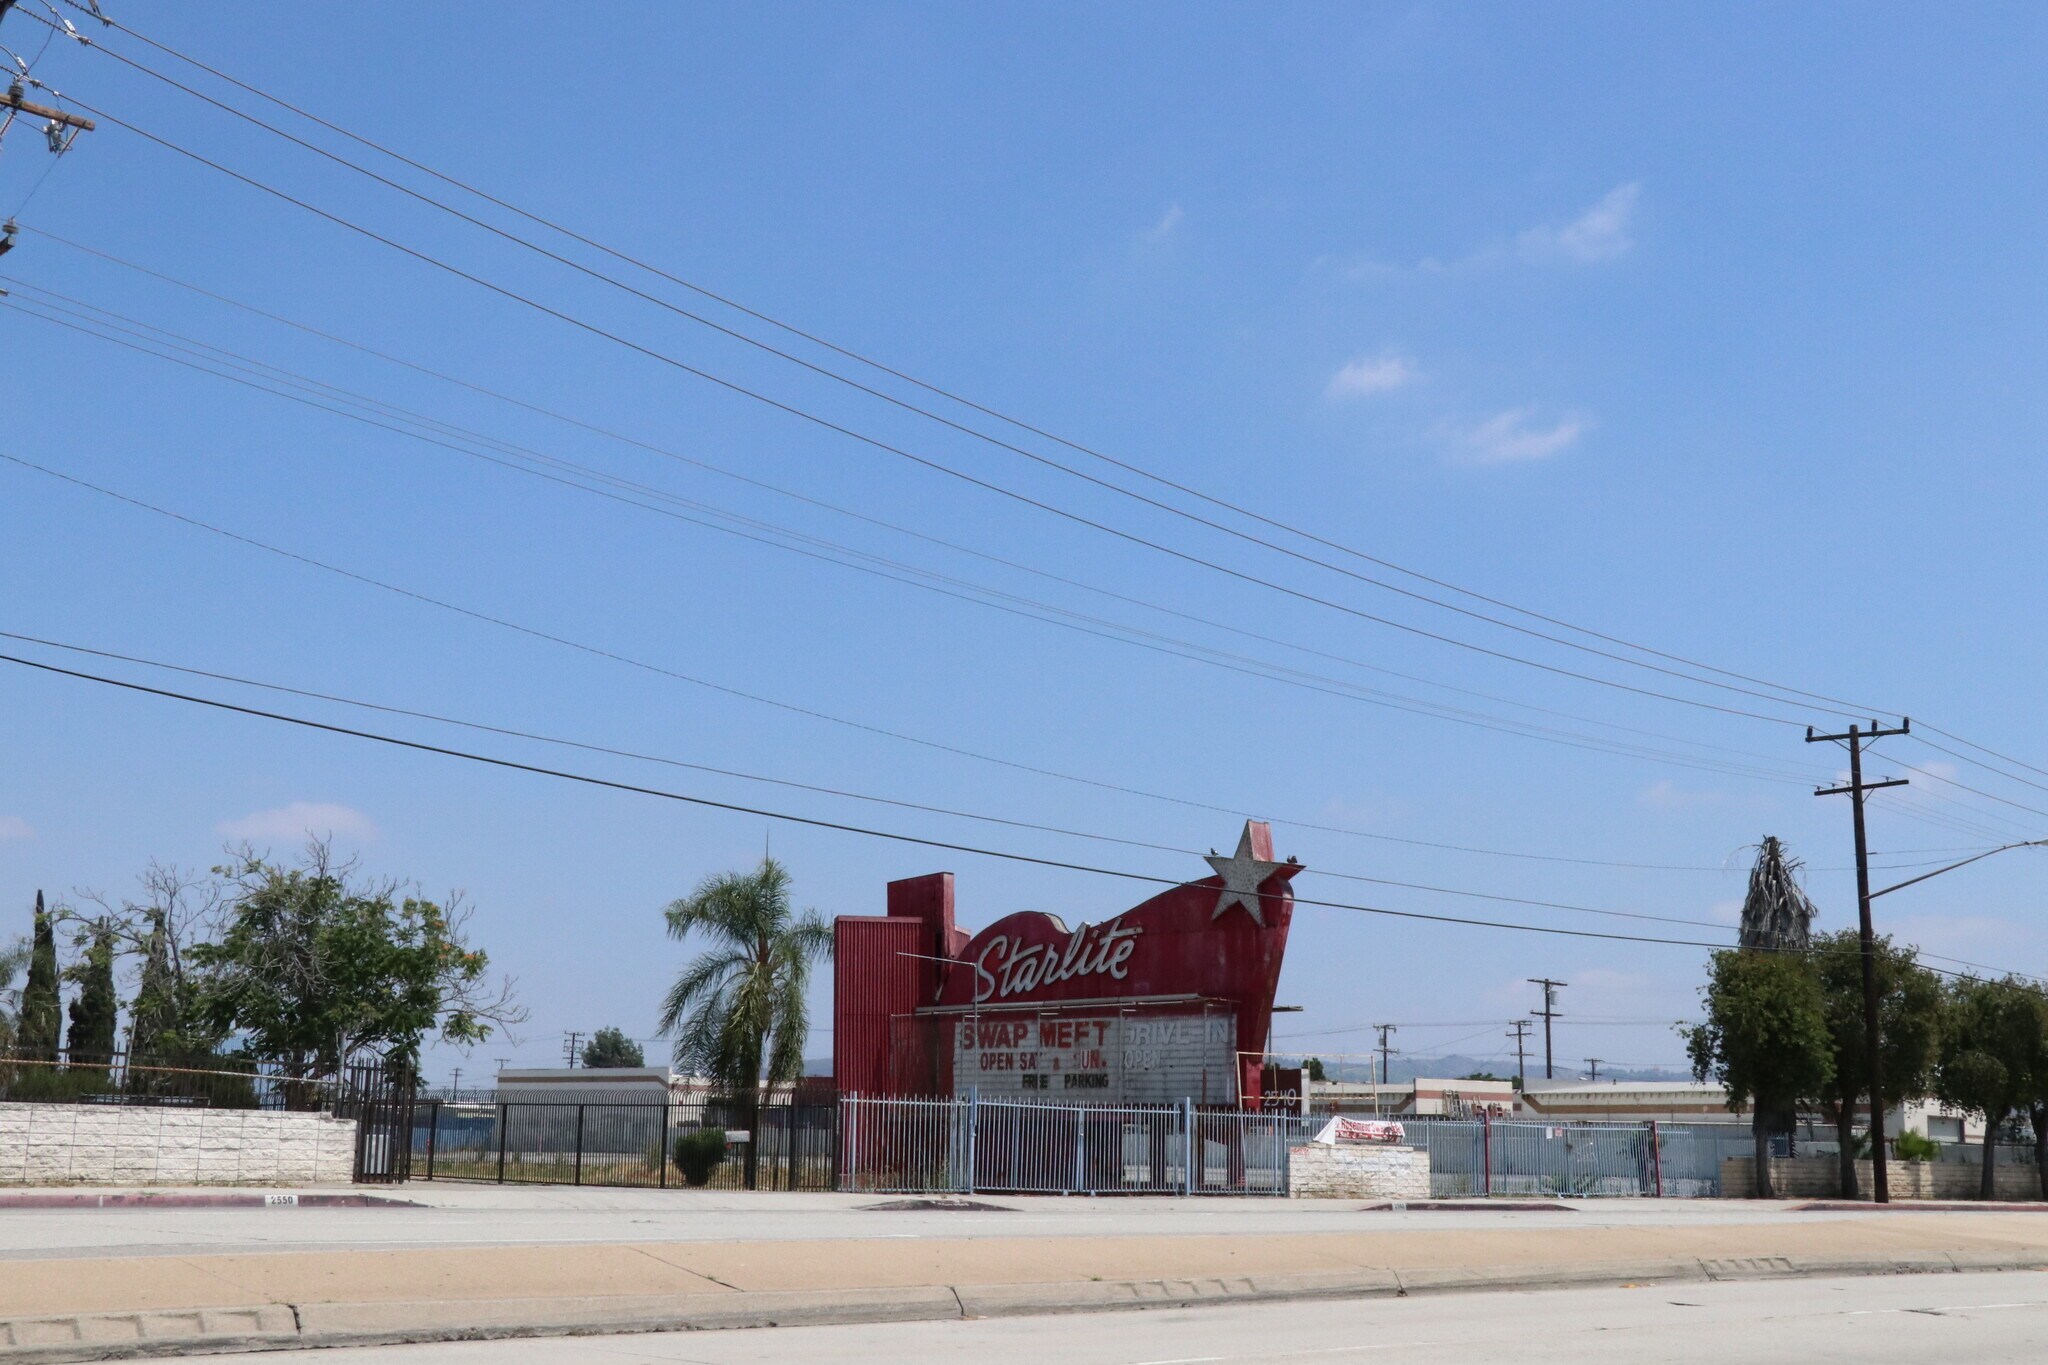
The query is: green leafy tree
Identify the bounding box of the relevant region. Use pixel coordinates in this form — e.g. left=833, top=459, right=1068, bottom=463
left=1809, top=931, right=1943, bottom=1200
left=18, top=891, right=62, bottom=1061
left=580, top=1026, right=646, bottom=1069
left=658, top=858, right=830, bottom=1132
left=1685, top=949, right=1833, bottom=1197
left=1305, top=1056, right=1327, bottom=1083
left=191, top=842, right=525, bottom=1091
left=1934, top=975, right=2048, bottom=1200
left=0, top=935, right=28, bottom=1049
left=63, top=923, right=119, bottom=1065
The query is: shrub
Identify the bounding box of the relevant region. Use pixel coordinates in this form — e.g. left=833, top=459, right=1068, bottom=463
left=674, top=1127, right=727, bottom=1187
left=1895, top=1130, right=1940, bottom=1164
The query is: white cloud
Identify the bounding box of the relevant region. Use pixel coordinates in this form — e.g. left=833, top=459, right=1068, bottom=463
left=1640, top=780, right=1706, bottom=811
left=1325, top=352, right=1418, bottom=400
left=1453, top=408, right=1588, bottom=464
left=0, top=816, right=31, bottom=841
left=1142, top=203, right=1184, bottom=242
left=218, top=801, right=377, bottom=843
left=1517, top=182, right=1641, bottom=263
left=1336, top=182, right=1642, bottom=278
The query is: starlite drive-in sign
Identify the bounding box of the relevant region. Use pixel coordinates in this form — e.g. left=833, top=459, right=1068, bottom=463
left=833, top=820, right=1299, bottom=1108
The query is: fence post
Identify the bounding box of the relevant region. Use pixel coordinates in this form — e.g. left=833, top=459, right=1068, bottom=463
left=841, top=1093, right=856, bottom=1193
left=495, top=1102, right=509, bottom=1184
left=1649, top=1121, right=1663, bottom=1198
left=425, top=1099, right=439, bottom=1181
left=1182, top=1097, right=1196, bottom=1196
left=1074, top=1107, right=1086, bottom=1195
left=744, top=1100, right=759, bottom=1191
left=963, top=1087, right=978, bottom=1195
left=832, top=1095, right=846, bottom=1191
left=1483, top=1110, right=1493, bottom=1197
left=658, top=1101, right=671, bottom=1189
left=573, top=1104, right=585, bottom=1187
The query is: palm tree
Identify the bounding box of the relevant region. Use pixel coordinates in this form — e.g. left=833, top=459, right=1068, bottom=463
left=657, top=857, right=831, bottom=1115
left=1738, top=836, right=1816, bottom=952
left=1736, top=836, right=1820, bottom=1171
left=0, top=935, right=28, bottom=1049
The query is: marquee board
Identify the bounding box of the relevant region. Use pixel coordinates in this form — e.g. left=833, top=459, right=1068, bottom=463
left=953, top=1010, right=1237, bottom=1103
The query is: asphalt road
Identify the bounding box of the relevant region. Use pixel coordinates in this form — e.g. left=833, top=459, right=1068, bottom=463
left=210, top=1273, right=2048, bottom=1363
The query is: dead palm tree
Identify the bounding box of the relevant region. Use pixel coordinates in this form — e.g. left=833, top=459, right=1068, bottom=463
left=1737, top=836, right=1820, bottom=1173
left=1739, top=836, right=1816, bottom=952
left=657, top=857, right=831, bottom=1115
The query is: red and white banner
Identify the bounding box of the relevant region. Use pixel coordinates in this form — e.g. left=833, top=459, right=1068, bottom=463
left=1312, top=1116, right=1406, bottom=1145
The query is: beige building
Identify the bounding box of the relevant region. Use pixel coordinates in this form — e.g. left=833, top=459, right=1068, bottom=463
left=1307, top=1076, right=1517, bottom=1118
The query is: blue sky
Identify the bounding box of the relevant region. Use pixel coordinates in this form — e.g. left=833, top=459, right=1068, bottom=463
left=4, top=3, right=2048, bottom=1083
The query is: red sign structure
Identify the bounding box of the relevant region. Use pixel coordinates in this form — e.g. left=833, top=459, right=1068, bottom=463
left=834, top=820, right=1300, bottom=1109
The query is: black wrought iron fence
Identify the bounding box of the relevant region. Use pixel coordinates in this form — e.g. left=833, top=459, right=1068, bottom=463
left=0, top=1047, right=340, bottom=1110
left=409, top=1099, right=838, bottom=1191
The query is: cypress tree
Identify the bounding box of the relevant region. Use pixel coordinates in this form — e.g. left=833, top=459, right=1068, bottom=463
left=129, top=912, right=182, bottom=1061
left=18, top=891, right=62, bottom=1061
left=64, top=925, right=119, bottom=1065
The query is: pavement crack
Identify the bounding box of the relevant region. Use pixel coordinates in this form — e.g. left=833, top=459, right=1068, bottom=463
left=624, top=1243, right=743, bottom=1292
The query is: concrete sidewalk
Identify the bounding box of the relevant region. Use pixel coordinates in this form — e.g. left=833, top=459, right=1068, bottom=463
left=4, top=1195, right=2047, bottom=1360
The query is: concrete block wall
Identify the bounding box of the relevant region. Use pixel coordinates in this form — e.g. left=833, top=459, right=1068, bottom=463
left=1721, top=1156, right=2045, bottom=1201
left=0, top=1103, right=358, bottom=1185
left=1288, top=1143, right=1430, bottom=1199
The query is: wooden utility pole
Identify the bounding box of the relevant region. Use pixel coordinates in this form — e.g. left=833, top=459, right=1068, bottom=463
left=1586, top=1058, right=1602, bottom=1083
left=1528, top=978, right=1566, bottom=1079
left=1507, top=1019, right=1532, bottom=1089
left=1807, top=718, right=1909, bottom=1204
left=1373, top=1023, right=1397, bottom=1111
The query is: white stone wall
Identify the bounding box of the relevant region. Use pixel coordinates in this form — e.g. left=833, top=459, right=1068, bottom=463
left=1721, top=1155, right=2044, bottom=1201
left=0, top=1103, right=358, bottom=1185
left=1288, top=1142, right=1431, bottom=1199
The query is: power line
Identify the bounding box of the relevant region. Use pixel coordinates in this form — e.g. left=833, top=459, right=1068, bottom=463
left=0, top=626, right=1759, bottom=935
left=39, top=623, right=2014, bottom=972
left=21, top=78, right=1835, bottom=730
left=37, top=4, right=2048, bottom=856
left=0, top=286, right=1837, bottom=789
left=0, top=448, right=1846, bottom=875
left=40, top=0, right=1893, bottom=724
left=0, top=647, right=1772, bottom=951
left=0, top=445, right=2008, bottom=880
left=1, top=637, right=2024, bottom=979
left=2, top=260, right=1848, bottom=786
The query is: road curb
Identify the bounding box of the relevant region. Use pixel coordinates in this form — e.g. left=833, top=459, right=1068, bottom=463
left=4, top=1251, right=2044, bottom=1361
left=0, top=1192, right=416, bottom=1211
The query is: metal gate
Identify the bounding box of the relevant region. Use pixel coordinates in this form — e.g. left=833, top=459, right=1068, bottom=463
left=338, top=1061, right=414, bottom=1183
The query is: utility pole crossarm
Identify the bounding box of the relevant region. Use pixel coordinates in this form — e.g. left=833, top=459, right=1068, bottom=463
left=1815, top=777, right=1907, bottom=798
left=1, top=87, right=96, bottom=131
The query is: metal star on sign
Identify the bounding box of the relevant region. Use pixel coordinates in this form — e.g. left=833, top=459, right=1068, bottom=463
left=1206, top=822, right=1287, bottom=924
